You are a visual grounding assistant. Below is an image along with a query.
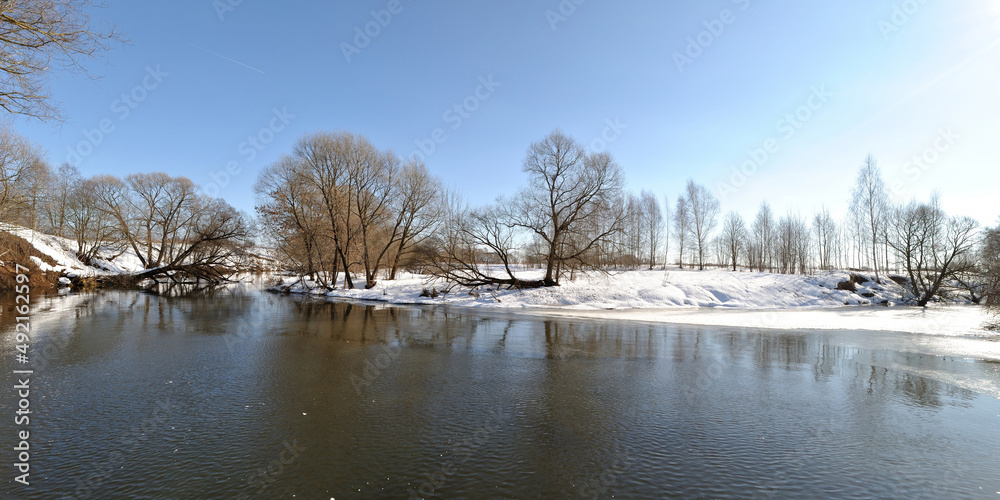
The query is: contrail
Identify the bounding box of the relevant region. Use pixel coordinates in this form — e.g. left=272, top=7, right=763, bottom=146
left=184, top=40, right=266, bottom=74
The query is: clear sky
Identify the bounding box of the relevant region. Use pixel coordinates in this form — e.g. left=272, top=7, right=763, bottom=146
left=10, top=0, right=1000, bottom=225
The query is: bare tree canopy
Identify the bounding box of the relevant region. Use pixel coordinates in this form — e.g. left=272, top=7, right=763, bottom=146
left=720, top=211, right=747, bottom=272
left=750, top=202, right=774, bottom=272
left=255, top=132, right=445, bottom=290
left=984, top=221, right=1000, bottom=323
left=511, top=130, right=625, bottom=286
left=1, top=0, right=124, bottom=120
left=850, top=155, right=888, bottom=281
left=888, top=196, right=980, bottom=306
left=673, top=195, right=690, bottom=269
left=0, top=125, right=45, bottom=219
left=813, top=206, right=837, bottom=271
left=684, top=180, right=720, bottom=270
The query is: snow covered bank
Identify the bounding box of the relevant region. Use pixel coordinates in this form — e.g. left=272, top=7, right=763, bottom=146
left=274, top=268, right=996, bottom=335
left=275, top=267, right=909, bottom=309
left=2, top=225, right=145, bottom=278
left=2, top=225, right=275, bottom=290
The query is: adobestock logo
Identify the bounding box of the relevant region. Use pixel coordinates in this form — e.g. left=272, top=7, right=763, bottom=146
left=201, top=107, right=295, bottom=198
left=715, top=85, right=833, bottom=200
left=340, top=0, right=414, bottom=63
left=64, top=65, right=169, bottom=166
left=409, top=75, right=502, bottom=162
left=673, top=0, right=751, bottom=73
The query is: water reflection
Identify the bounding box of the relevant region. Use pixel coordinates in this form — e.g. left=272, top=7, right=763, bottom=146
left=1, top=290, right=998, bottom=498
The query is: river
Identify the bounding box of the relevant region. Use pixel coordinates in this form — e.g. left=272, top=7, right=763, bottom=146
left=2, top=287, right=999, bottom=498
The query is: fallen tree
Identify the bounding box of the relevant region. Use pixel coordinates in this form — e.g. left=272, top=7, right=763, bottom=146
left=427, top=202, right=545, bottom=290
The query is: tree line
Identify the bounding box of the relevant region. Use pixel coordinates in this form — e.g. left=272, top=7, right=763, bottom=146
left=253, top=129, right=998, bottom=309
left=0, top=1, right=995, bottom=309
left=0, top=126, right=252, bottom=282
left=2, top=121, right=997, bottom=307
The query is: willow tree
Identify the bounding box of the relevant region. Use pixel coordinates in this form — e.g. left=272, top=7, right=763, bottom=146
left=510, top=130, right=625, bottom=286
left=888, top=197, right=979, bottom=306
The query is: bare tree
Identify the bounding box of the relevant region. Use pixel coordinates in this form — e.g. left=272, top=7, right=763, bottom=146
left=258, top=133, right=445, bottom=288
left=684, top=180, right=720, bottom=270
left=813, top=206, right=837, bottom=271
left=0, top=126, right=43, bottom=220
left=888, top=196, right=979, bottom=306
left=850, top=155, right=888, bottom=280
left=620, top=193, right=643, bottom=267
left=775, top=213, right=810, bottom=274
left=293, top=132, right=357, bottom=289
left=348, top=140, right=397, bottom=289
left=66, top=175, right=120, bottom=263
left=254, top=155, right=326, bottom=281
left=510, top=130, right=625, bottom=286
left=387, top=159, right=442, bottom=280
left=90, top=171, right=251, bottom=281
left=640, top=190, right=663, bottom=269
left=673, top=196, right=690, bottom=269
left=661, top=195, right=670, bottom=269
left=0, top=0, right=124, bottom=120
left=427, top=199, right=537, bottom=289
left=18, top=156, right=51, bottom=229
left=750, top=202, right=774, bottom=272
left=44, top=162, right=81, bottom=236
left=983, top=221, right=1000, bottom=324
left=720, top=211, right=747, bottom=271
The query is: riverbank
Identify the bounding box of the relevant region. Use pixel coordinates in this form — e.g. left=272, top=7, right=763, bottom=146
left=271, top=268, right=998, bottom=335
left=0, top=231, right=64, bottom=290
left=1, top=225, right=274, bottom=292
left=274, top=267, right=910, bottom=309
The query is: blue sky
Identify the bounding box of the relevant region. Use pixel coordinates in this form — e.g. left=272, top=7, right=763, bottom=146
left=11, top=0, right=1000, bottom=224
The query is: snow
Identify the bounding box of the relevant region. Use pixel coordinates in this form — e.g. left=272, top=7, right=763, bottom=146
left=5, top=226, right=99, bottom=278
left=2, top=225, right=155, bottom=282
left=276, top=267, right=905, bottom=310
left=5, top=223, right=994, bottom=337
left=3, top=225, right=269, bottom=282
left=274, top=267, right=997, bottom=336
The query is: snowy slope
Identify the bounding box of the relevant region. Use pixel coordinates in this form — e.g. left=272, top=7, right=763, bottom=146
left=274, top=268, right=997, bottom=335
left=4, top=225, right=275, bottom=280
left=275, top=267, right=908, bottom=310
left=4, top=226, right=147, bottom=277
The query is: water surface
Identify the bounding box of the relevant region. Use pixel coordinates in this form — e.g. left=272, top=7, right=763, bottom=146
left=2, top=288, right=999, bottom=498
